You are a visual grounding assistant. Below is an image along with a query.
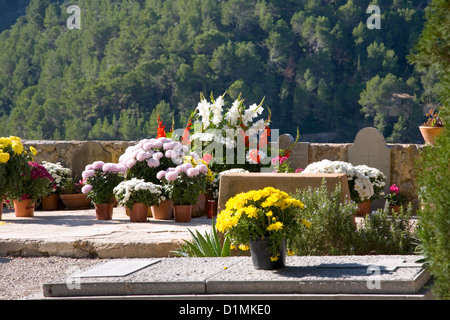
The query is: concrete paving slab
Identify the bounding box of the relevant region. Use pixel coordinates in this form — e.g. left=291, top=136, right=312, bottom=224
left=43, top=256, right=430, bottom=299
left=0, top=207, right=212, bottom=258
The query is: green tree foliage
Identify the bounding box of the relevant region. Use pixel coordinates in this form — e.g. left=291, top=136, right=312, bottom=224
left=409, top=0, right=450, bottom=300
left=0, top=0, right=434, bottom=142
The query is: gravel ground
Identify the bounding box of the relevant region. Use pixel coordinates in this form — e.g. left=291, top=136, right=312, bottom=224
left=0, top=256, right=107, bottom=300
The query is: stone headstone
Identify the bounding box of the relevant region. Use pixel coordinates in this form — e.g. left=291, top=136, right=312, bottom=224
left=278, top=133, right=309, bottom=171
left=218, top=173, right=350, bottom=212
left=348, top=127, right=390, bottom=209
left=70, top=141, right=112, bottom=180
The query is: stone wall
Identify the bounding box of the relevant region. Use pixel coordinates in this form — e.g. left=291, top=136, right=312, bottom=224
left=22, top=138, right=424, bottom=207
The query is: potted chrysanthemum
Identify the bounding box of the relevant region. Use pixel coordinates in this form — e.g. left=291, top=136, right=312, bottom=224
left=114, top=178, right=165, bottom=222
left=216, top=187, right=309, bottom=270
left=7, top=161, right=56, bottom=217
left=81, top=161, right=127, bottom=220
left=157, top=162, right=208, bottom=222
left=41, top=161, right=72, bottom=210
left=0, top=136, right=38, bottom=218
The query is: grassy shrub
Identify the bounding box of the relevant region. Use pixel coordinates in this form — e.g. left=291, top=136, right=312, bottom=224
left=292, top=181, right=358, bottom=255
left=292, top=181, right=417, bottom=256
left=353, top=204, right=417, bottom=255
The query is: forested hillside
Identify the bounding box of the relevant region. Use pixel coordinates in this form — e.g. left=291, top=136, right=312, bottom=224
left=0, top=0, right=439, bottom=142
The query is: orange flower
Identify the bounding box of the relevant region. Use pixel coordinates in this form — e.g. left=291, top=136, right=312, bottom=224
left=157, top=115, right=166, bottom=138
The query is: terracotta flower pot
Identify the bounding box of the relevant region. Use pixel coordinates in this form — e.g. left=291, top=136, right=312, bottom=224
left=150, top=199, right=173, bottom=220
left=419, top=126, right=444, bottom=145
left=14, top=199, right=35, bottom=217
left=129, top=203, right=148, bottom=222
left=41, top=193, right=60, bottom=211
left=94, top=203, right=114, bottom=220
left=173, top=205, right=192, bottom=222
left=60, top=193, right=92, bottom=209
left=356, top=200, right=371, bottom=216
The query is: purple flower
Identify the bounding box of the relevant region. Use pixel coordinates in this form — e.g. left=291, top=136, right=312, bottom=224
left=153, top=152, right=163, bottom=160
left=82, top=169, right=95, bottom=179
left=196, top=164, right=208, bottom=174
left=81, top=184, right=92, bottom=194
left=147, top=158, right=160, bottom=168
left=165, top=171, right=178, bottom=181
left=152, top=139, right=163, bottom=149
left=156, top=170, right=166, bottom=180
left=92, top=161, right=105, bottom=170
left=187, top=167, right=199, bottom=177
left=125, top=158, right=137, bottom=169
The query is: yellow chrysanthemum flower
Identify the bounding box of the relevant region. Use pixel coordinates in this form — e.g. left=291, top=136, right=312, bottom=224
left=29, top=146, right=37, bottom=156
left=287, top=250, right=295, bottom=256
left=266, top=221, right=284, bottom=232
left=270, top=256, right=279, bottom=262
left=12, top=142, right=23, bottom=155
left=302, top=219, right=311, bottom=229
left=0, top=152, right=10, bottom=163
left=238, top=244, right=249, bottom=251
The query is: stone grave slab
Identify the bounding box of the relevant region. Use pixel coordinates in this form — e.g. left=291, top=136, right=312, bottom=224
left=217, top=173, right=350, bottom=212
left=71, top=259, right=161, bottom=278
left=348, top=127, right=390, bottom=209
left=70, top=141, right=112, bottom=179
left=278, top=133, right=310, bottom=171
left=43, top=256, right=430, bottom=299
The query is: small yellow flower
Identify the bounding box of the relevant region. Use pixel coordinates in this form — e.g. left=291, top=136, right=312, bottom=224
left=265, top=211, right=273, bottom=217
left=238, top=244, right=249, bottom=251
left=29, top=146, right=37, bottom=156
left=230, top=244, right=236, bottom=250
left=287, top=250, right=295, bottom=256
left=270, top=256, right=279, bottom=262
left=267, top=221, right=284, bottom=232
left=302, top=219, right=311, bottom=229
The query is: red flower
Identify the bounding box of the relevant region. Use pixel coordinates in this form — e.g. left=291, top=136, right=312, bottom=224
left=157, top=115, right=166, bottom=138
left=389, top=184, right=400, bottom=195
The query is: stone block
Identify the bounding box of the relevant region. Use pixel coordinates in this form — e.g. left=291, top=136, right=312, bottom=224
left=348, top=127, right=390, bottom=209
left=217, top=173, right=350, bottom=212
left=70, top=141, right=112, bottom=179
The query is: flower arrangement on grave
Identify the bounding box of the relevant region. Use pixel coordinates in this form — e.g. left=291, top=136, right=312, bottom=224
left=41, top=161, right=72, bottom=194
left=188, top=92, right=271, bottom=172
left=7, top=161, right=56, bottom=204
left=215, top=187, right=309, bottom=267
left=119, top=137, right=188, bottom=184
left=354, top=165, right=386, bottom=201
left=0, top=136, right=38, bottom=200
left=113, top=178, right=165, bottom=209
left=271, top=128, right=304, bottom=173
left=385, top=184, right=408, bottom=209
left=81, top=161, right=127, bottom=204
left=301, top=160, right=374, bottom=203
left=156, top=161, right=209, bottom=206
left=81, top=161, right=127, bottom=219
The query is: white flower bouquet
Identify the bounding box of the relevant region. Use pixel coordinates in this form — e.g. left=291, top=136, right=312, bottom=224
left=41, top=161, right=72, bottom=194
left=190, top=92, right=271, bottom=167
left=301, top=160, right=374, bottom=203
left=113, top=178, right=165, bottom=209
left=354, top=165, right=386, bottom=201
left=119, top=137, right=189, bottom=184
